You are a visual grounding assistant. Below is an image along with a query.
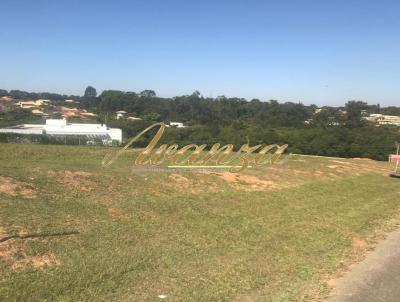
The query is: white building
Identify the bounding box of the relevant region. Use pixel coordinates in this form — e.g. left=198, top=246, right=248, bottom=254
left=365, top=114, right=400, bottom=126
left=116, top=110, right=127, bottom=119
left=31, top=109, right=49, bottom=117
left=0, top=119, right=122, bottom=143
left=16, top=99, right=49, bottom=109
left=169, top=122, right=185, bottom=128
left=36, top=99, right=50, bottom=106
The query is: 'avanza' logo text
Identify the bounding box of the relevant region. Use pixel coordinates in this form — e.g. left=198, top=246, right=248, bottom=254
left=102, top=123, right=288, bottom=172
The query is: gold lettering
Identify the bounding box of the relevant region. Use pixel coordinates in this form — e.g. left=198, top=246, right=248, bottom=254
left=150, top=144, right=168, bottom=165
left=172, top=144, right=206, bottom=165
left=233, top=144, right=262, bottom=172
left=270, top=144, right=289, bottom=164
left=186, top=144, right=207, bottom=165
left=164, top=144, right=179, bottom=161
left=134, top=123, right=166, bottom=165
left=102, top=122, right=165, bottom=167
left=254, top=144, right=279, bottom=165
left=102, top=122, right=289, bottom=172
left=216, top=145, right=234, bottom=165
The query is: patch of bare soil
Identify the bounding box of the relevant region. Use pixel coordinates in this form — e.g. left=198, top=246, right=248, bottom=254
left=351, top=235, right=367, bottom=250
left=216, top=172, right=238, bottom=183
left=48, top=170, right=94, bottom=191
left=107, top=207, right=128, bottom=218
left=12, top=254, right=60, bottom=270
left=168, top=174, right=190, bottom=188
left=163, top=157, right=389, bottom=193
left=327, top=165, right=340, bottom=169
left=162, top=173, right=221, bottom=194
left=0, top=227, right=59, bottom=270
left=167, top=173, right=214, bottom=193
left=212, top=156, right=388, bottom=191
left=213, top=172, right=286, bottom=191
left=330, top=160, right=353, bottom=165
left=0, top=176, right=36, bottom=199
left=237, top=174, right=276, bottom=186
left=341, top=228, right=367, bottom=251
left=338, top=226, right=368, bottom=252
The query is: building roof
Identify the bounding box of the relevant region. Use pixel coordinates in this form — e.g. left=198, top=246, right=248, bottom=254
left=0, top=119, right=122, bottom=142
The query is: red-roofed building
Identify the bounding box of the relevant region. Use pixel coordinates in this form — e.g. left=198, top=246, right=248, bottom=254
left=0, top=96, right=13, bottom=102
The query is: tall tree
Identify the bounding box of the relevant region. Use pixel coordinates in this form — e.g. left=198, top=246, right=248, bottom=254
left=0, top=89, right=8, bottom=97
left=84, top=86, right=97, bottom=98
left=345, top=101, right=368, bottom=128
left=139, top=90, right=156, bottom=98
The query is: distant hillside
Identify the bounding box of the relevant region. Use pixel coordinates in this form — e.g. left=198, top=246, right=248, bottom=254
left=1, top=87, right=400, bottom=160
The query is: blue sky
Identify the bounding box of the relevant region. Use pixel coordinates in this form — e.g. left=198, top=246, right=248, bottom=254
left=1, top=0, right=399, bottom=106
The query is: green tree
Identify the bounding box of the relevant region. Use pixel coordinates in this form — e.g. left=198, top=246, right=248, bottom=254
left=139, top=90, right=156, bottom=98
left=0, top=89, right=8, bottom=97
left=84, top=86, right=97, bottom=98
left=143, top=112, right=161, bottom=122
left=191, top=90, right=201, bottom=98
left=345, top=101, right=368, bottom=128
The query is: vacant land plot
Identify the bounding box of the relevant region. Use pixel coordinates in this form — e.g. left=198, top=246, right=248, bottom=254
left=0, top=143, right=399, bottom=301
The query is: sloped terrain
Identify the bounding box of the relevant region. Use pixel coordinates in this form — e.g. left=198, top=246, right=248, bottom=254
left=0, top=143, right=399, bottom=302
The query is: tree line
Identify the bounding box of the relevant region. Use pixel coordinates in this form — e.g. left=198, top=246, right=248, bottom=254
left=1, top=87, right=399, bottom=160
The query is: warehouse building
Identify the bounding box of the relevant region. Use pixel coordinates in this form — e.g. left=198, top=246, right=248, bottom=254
left=0, top=119, right=122, bottom=143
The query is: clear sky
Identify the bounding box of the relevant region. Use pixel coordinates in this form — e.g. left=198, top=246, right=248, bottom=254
left=1, top=0, right=399, bottom=106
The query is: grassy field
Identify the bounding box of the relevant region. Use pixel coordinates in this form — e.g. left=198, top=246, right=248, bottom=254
left=0, top=143, right=400, bottom=301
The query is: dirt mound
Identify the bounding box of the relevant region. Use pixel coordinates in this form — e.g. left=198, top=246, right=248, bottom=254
left=238, top=174, right=275, bottom=186
left=213, top=172, right=284, bottom=191
left=0, top=176, right=36, bottom=199
left=163, top=156, right=388, bottom=193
